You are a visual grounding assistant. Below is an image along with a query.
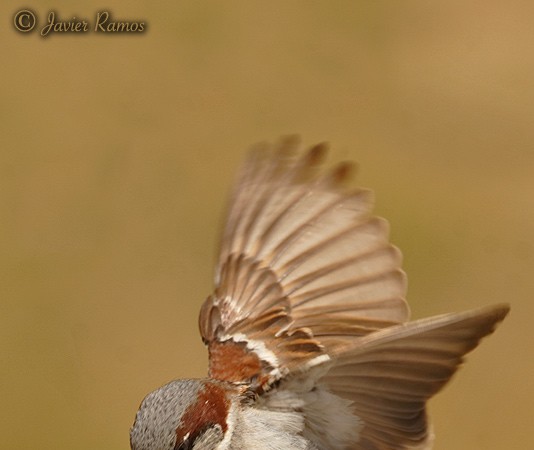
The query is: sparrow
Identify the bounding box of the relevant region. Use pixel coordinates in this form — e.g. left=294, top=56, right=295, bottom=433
left=130, top=136, right=509, bottom=450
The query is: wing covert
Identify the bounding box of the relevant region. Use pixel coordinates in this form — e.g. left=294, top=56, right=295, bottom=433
left=199, top=137, right=409, bottom=388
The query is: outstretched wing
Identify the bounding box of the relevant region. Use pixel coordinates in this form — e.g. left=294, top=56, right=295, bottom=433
left=320, top=304, right=509, bottom=450
left=199, top=137, right=409, bottom=388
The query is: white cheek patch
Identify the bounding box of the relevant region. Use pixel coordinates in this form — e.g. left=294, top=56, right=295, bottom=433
left=215, top=401, right=237, bottom=450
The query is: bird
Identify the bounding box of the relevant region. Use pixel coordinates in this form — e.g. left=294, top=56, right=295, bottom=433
left=130, top=136, right=510, bottom=450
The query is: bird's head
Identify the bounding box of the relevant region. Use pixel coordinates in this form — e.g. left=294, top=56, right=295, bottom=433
left=130, top=379, right=232, bottom=450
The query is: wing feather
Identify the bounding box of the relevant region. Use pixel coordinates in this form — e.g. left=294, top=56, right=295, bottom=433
left=200, top=137, right=409, bottom=387
left=196, top=137, right=509, bottom=449
left=320, top=304, right=510, bottom=449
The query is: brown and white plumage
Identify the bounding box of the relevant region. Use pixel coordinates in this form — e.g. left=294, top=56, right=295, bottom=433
left=131, top=137, right=509, bottom=450
left=198, top=136, right=509, bottom=449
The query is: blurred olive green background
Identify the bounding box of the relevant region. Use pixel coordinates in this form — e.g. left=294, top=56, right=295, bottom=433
left=1, top=1, right=532, bottom=449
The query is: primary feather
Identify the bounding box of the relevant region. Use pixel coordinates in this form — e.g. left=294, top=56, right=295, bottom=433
left=200, top=137, right=410, bottom=381
left=197, top=137, right=509, bottom=449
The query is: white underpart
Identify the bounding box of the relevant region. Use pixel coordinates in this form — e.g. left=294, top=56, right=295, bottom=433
left=265, top=373, right=362, bottom=450
left=299, top=387, right=362, bottom=449
left=215, top=393, right=314, bottom=450
left=231, top=405, right=313, bottom=449
left=231, top=385, right=361, bottom=450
